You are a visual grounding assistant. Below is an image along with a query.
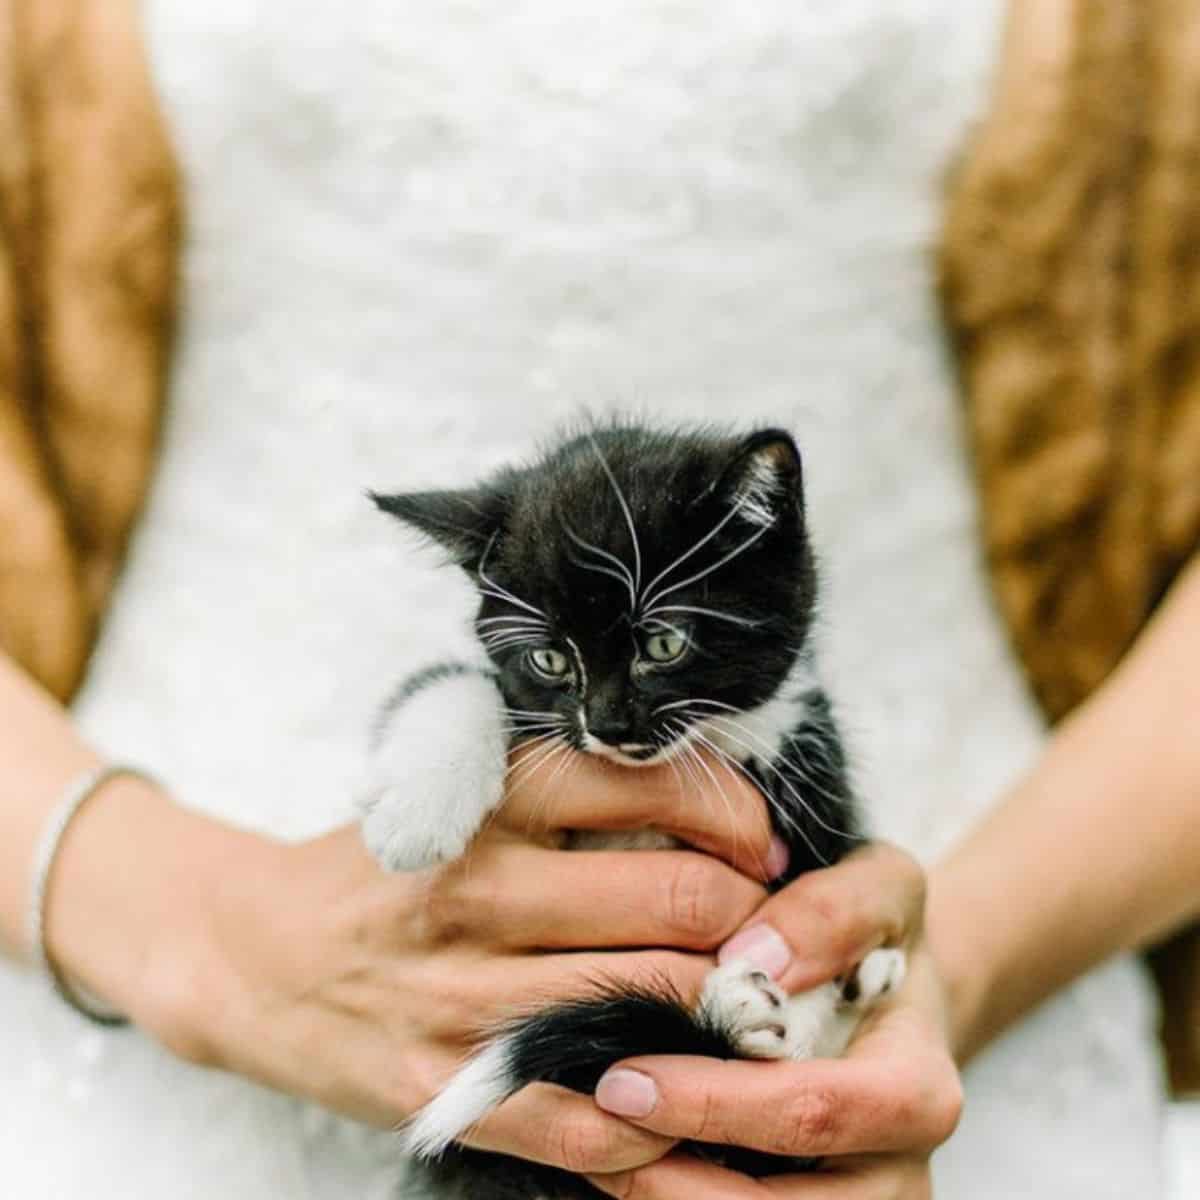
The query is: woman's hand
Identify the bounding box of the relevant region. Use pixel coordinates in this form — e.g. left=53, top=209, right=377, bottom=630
left=78, top=749, right=777, bottom=1179
left=584, top=844, right=963, bottom=1197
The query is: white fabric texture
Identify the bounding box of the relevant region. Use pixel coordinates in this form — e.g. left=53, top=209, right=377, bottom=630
left=0, top=2, right=1178, bottom=1196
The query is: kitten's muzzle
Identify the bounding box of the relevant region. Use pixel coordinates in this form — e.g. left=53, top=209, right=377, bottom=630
left=583, top=733, right=662, bottom=765
left=585, top=716, right=638, bottom=749
left=583, top=711, right=658, bottom=761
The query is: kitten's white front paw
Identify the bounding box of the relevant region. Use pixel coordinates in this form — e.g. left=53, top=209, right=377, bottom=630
left=699, top=960, right=794, bottom=1060
left=359, top=784, right=479, bottom=872
left=358, top=667, right=508, bottom=873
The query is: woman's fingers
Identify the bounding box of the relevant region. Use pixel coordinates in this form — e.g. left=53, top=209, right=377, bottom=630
left=591, top=953, right=961, bottom=1164
left=587, top=1153, right=932, bottom=1198
left=588, top=1153, right=763, bottom=1198
left=429, top=843, right=766, bottom=950
left=717, top=843, right=926, bottom=993
left=466, top=1082, right=678, bottom=1175
left=591, top=1053, right=956, bottom=1160
left=406, top=948, right=718, bottom=1045
left=500, top=743, right=778, bottom=881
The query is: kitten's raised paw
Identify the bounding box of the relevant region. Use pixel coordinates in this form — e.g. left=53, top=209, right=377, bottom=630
left=699, top=960, right=794, bottom=1060
left=359, top=786, right=474, bottom=872
left=358, top=664, right=508, bottom=873
left=837, top=948, right=907, bottom=1009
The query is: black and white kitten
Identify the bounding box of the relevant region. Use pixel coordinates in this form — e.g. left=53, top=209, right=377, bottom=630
left=361, top=423, right=905, bottom=1199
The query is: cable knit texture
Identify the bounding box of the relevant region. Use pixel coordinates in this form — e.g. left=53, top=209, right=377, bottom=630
left=0, top=2, right=1184, bottom=1197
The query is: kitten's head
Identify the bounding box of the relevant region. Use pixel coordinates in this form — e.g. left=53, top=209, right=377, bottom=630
left=373, top=424, right=816, bottom=766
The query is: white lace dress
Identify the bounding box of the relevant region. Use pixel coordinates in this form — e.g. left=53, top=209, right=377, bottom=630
left=0, top=3, right=1172, bottom=1197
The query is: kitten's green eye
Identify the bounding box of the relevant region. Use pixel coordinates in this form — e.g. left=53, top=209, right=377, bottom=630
left=644, top=630, right=689, bottom=664
left=528, top=647, right=571, bottom=680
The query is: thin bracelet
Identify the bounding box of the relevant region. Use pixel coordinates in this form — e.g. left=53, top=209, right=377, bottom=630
left=25, top=764, right=155, bottom=1027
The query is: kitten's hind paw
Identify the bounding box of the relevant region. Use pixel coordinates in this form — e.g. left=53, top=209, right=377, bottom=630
left=837, top=948, right=907, bottom=1010
left=699, top=960, right=794, bottom=1060
left=699, top=947, right=909, bottom=1065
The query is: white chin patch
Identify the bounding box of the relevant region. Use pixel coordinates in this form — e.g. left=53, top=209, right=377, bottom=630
left=582, top=734, right=669, bottom=767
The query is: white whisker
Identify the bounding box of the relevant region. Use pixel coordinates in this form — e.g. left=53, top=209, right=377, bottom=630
left=481, top=635, right=542, bottom=652
left=516, top=742, right=576, bottom=833
left=500, top=723, right=563, bottom=738
left=503, top=729, right=560, bottom=747
left=705, top=714, right=844, bottom=808
left=638, top=500, right=747, bottom=611
left=476, top=586, right=547, bottom=621
left=499, top=734, right=562, bottom=783
left=506, top=737, right=568, bottom=790
left=667, top=720, right=708, bottom=808
left=477, top=534, right=550, bottom=622
left=663, top=741, right=686, bottom=799
left=541, top=742, right=581, bottom=794
left=698, top=714, right=855, bottom=843
left=478, top=625, right=548, bottom=640
left=674, top=726, right=743, bottom=867
left=588, top=434, right=642, bottom=600
left=640, top=604, right=766, bottom=630
left=653, top=696, right=741, bottom=717
left=565, top=552, right=639, bottom=604
left=562, top=521, right=637, bottom=611
left=686, top=725, right=831, bottom=868
left=643, top=523, right=770, bottom=610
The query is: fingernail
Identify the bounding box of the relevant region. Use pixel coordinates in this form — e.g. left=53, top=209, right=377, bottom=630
left=595, top=1068, right=658, bottom=1118
left=766, top=836, right=789, bottom=880
left=718, top=923, right=793, bottom=978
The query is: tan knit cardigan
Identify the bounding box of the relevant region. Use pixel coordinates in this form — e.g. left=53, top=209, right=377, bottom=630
left=942, top=0, right=1200, bottom=1093
left=0, top=0, right=1194, bottom=1091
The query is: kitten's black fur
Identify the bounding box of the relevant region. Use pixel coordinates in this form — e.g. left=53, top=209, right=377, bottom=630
left=374, top=423, right=863, bottom=1199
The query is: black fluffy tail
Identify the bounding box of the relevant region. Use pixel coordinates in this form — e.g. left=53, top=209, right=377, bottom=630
left=404, top=987, right=812, bottom=1181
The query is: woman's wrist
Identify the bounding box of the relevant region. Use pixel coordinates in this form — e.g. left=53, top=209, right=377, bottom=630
left=925, top=856, right=995, bottom=1064
left=43, top=772, right=278, bottom=1060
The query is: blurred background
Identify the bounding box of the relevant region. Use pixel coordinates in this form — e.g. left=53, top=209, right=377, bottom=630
left=0, top=2, right=1196, bottom=1197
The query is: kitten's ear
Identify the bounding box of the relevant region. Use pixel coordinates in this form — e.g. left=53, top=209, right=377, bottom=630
left=369, top=486, right=505, bottom=572
left=718, top=429, right=804, bottom=527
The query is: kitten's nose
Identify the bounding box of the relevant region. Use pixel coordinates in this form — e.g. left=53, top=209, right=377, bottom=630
left=587, top=716, right=635, bottom=747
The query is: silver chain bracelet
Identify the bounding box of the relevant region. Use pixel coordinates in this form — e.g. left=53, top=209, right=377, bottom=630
left=25, top=764, right=155, bottom=1027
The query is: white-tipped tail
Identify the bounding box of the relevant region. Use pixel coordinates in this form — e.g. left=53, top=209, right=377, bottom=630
left=401, top=1040, right=517, bottom=1160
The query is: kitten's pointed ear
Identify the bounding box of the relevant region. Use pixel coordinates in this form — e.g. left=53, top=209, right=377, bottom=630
left=718, top=429, right=805, bottom=528
left=369, top=486, right=504, bottom=572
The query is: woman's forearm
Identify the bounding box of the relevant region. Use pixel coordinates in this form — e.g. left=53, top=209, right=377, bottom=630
left=929, top=559, right=1200, bottom=1063
left=0, top=652, right=264, bottom=1037
left=0, top=652, right=102, bottom=957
